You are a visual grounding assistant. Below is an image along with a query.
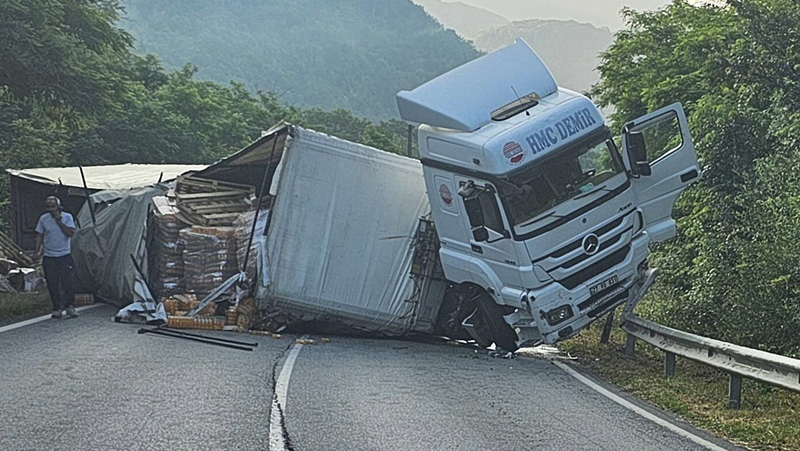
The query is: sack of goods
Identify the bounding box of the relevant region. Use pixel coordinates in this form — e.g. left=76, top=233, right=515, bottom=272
left=180, top=226, right=239, bottom=294
left=152, top=196, right=189, bottom=296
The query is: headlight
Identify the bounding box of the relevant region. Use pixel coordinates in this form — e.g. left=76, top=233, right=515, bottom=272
left=546, top=305, right=574, bottom=326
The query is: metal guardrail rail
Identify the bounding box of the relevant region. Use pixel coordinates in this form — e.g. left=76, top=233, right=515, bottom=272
left=621, top=314, right=800, bottom=408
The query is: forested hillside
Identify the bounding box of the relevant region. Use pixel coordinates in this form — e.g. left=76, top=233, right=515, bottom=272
left=120, top=0, right=480, bottom=119
left=593, top=0, right=800, bottom=356
left=471, top=20, right=613, bottom=93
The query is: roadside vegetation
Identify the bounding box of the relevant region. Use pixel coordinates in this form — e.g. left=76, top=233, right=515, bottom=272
left=0, top=292, right=52, bottom=326
left=560, top=318, right=800, bottom=451
left=593, top=0, right=800, bottom=357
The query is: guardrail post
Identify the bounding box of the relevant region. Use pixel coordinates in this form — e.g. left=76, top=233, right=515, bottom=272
left=624, top=333, right=636, bottom=357
left=600, top=310, right=615, bottom=344
left=664, top=352, right=676, bottom=378
left=728, top=374, right=743, bottom=409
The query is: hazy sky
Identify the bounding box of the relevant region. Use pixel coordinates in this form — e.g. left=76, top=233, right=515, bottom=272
left=439, top=0, right=674, bottom=30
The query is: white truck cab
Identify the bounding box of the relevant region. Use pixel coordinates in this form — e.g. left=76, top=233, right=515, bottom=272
left=397, top=39, right=700, bottom=348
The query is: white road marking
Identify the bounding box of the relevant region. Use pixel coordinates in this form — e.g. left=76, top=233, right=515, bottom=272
left=553, top=360, right=730, bottom=451
left=269, top=341, right=305, bottom=451
left=0, top=304, right=104, bottom=334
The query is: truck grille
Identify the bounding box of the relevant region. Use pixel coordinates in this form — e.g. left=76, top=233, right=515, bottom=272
left=543, top=213, right=627, bottom=261
left=531, top=211, right=634, bottom=286
left=558, top=245, right=630, bottom=290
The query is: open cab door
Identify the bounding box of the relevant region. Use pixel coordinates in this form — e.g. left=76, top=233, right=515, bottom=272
left=622, top=103, right=701, bottom=242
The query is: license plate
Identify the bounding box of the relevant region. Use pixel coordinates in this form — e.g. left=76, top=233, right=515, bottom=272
left=590, top=275, right=618, bottom=296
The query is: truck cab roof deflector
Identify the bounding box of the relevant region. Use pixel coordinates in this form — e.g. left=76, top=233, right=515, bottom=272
left=396, top=38, right=558, bottom=132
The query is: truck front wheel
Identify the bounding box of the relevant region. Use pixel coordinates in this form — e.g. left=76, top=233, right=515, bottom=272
left=475, top=291, right=519, bottom=352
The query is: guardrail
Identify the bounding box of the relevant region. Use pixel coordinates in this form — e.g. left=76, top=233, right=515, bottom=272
left=620, top=314, right=800, bottom=409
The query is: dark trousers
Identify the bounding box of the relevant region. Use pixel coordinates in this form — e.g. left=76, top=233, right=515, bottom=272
left=42, top=255, right=76, bottom=311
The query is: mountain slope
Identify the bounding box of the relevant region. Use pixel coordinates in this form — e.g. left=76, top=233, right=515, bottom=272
left=411, top=0, right=509, bottom=37
left=120, top=0, right=480, bottom=119
left=472, top=19, right=613, bottom=92
left=443, top=0, right=670, bottom=30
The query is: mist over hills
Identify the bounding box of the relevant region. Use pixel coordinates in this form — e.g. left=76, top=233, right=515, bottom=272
left=410, top=0, right=509, bottom=36
left=439, top=0, right=671, bottom=30
left=472, top=20, right=613, bottom=93
left=412, top=0, right=614, bottom=93
left=120, top=0, right=480, bottom=119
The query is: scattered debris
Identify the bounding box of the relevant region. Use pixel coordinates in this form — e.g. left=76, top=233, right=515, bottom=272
left=489, top=349, right=517, bottom=359
left=7, top=267, right=44, bottom=292
left=74, top=294, right=95, bottom=306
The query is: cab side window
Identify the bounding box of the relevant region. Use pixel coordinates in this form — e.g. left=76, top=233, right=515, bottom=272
left=464, top=188, right=504, bottom=233
left=638, top=110, right=683, bottom=164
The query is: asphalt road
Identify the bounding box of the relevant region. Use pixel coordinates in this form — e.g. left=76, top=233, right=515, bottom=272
left=0, top=305, right=745, bottom=451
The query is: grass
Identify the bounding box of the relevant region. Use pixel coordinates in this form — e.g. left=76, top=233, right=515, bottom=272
left=0, top=291, right=52, bottom=326
left=558, top=317, right=800, bottom=451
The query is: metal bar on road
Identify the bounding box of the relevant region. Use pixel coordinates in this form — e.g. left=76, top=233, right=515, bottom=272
left=622, top=314, right=800, bottom=393
left=159, top=327, right=259, bottom=347
left=138, top=328, right=254, bottom=351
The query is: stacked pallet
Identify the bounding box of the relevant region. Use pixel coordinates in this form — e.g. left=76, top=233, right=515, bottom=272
left=179, top=226, right=238, bottom=294
left=174, top=176, right=255, bottom=227
left=0, top=230, right=35, bottom=267
left=151, top=196, right=189, bottom=296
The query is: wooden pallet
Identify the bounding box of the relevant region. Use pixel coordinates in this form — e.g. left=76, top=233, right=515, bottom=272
left=0, top=230, right=35, bottom=267
left=174, top=175, right=256, bottom=226
left=175, top=176, right=255, bottom=195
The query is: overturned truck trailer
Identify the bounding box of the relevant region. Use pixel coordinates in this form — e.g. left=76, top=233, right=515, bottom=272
left=195, top=123, right=448, bottom=335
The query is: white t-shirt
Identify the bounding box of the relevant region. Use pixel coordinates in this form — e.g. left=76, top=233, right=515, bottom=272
left=35, top=212, right=75, bottom=257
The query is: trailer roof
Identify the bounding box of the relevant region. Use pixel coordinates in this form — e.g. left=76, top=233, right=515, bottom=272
left=396, top=38, right=558, bottom=132
left=7, top=164, right=206, bottom=190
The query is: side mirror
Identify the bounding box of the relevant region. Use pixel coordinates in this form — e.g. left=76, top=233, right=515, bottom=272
left=472, top=226, right=489, bottom=242
left=627, top=131, right=652, bottom=176
left=458, top=180, right=490, bottom=201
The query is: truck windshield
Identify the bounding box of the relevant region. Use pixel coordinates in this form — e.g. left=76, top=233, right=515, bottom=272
left=498, top=137, right=625, bottom=230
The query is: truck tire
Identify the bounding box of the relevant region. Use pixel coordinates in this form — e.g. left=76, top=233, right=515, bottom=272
left=476, top=293, right=519, bottom=352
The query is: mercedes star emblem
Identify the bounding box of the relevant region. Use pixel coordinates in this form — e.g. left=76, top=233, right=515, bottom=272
left=582, top=233, right=600, bottom=255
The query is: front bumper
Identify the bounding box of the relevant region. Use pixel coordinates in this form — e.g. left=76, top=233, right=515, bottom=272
left=514, top=232, right=651, bottom=345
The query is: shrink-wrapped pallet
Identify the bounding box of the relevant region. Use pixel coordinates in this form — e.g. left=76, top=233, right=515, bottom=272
left=233, top=207, right=270, bottom=280
left=179, top=226, right=238, bottom=294
left=151, top=196, right=189, bottom=296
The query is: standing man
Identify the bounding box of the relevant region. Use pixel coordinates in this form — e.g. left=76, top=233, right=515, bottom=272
left=35, top=196, right=79, bottom=319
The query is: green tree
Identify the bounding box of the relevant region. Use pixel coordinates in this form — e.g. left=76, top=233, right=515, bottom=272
left=593, top=0, right=800, bottom=355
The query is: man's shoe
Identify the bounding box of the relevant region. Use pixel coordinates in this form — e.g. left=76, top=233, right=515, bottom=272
left=65, top=308, right=79, bottom=319
left=51, top=310, right=63, bottom=319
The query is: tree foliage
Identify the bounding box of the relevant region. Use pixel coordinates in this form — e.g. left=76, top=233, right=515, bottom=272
left=592, top=0, right=800, bottom=355
left=0, top=0, right=417, bottom=230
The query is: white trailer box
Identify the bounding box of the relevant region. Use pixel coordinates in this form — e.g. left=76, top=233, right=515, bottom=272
left=195, top=123, right=446, bottom=334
